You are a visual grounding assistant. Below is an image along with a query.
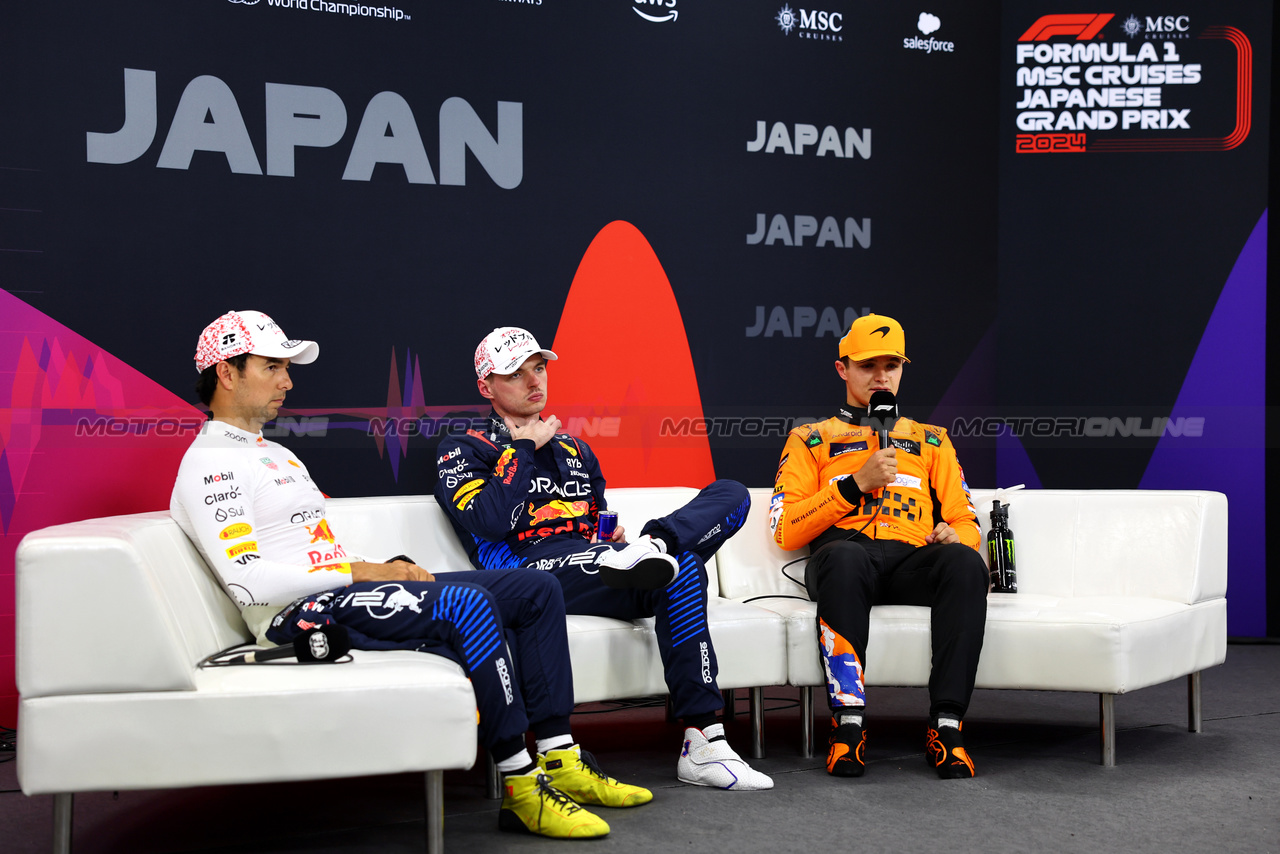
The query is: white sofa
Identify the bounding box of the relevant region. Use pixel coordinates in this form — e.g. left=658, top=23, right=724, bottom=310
left=714, top=488, right=1229, bottom=764
left=16, top=486, right=1228, bottom=853
left=15, top=488, right=788, bottom=854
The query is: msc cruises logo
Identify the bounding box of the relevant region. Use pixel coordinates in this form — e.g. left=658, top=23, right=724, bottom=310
left=776, top=4, right=843, bottom=40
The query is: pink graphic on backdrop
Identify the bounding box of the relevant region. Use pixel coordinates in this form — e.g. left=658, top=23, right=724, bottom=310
left=371, top=347, right=428, bottom=481
left=1, top=289, right=202, bottom=724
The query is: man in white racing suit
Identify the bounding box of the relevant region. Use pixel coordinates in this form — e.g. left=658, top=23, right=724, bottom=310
left=170, top=310, right=650, bottom=840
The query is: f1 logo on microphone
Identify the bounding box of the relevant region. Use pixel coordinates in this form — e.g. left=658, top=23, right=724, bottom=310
left=309, top=631, right=331, bottom=660
left=1019, top=13, right=1113, bottom=41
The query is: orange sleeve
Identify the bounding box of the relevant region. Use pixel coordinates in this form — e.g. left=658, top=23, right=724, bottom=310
left=929, top=429, right=981, bottom=551
left=771, top=429, right=856, bottom=551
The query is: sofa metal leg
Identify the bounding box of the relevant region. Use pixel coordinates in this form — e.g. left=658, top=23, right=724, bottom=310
left=52, top=793, right=73, bottom=854
left=424, top=770, right=444, bottom=854
left=485, top=752, right=501, bottom=800
left=723, top=688, right=736, bottom=718
left=1099, top=693, right=1116, bottom=767
left=1188, top=671, right=1202, bottom=733
left=749, top=687, right=765, bottom=759
left=800, top=686, right=814, bottom=759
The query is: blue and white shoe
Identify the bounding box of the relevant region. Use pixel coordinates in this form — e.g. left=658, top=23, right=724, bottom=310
left=677, top=724, right=773, bottom=790
left=597, top=535, right=679, bottom=590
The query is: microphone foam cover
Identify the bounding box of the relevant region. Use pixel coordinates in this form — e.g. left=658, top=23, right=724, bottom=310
left=293, top=623, right=352, bottom=663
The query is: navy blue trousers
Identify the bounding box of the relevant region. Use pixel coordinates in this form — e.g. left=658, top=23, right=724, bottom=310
left=510, top=479, right=751, bottom=720
left=267, top=569, right=574, bottom=756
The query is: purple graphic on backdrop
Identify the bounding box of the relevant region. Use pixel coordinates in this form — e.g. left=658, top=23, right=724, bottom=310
left=1140, top=210, right=1267, bottom=636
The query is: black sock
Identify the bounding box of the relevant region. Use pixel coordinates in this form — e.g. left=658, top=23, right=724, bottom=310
left=648, top=532, right=674, bottom=553
left=684, top=712, right=722, bottom=740
left=931, top=703, right=965, bottom=723
left=504, top=759, right=538, bottom=777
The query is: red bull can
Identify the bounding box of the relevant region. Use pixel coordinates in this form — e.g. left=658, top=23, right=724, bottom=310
left=597, top=511, right=618, bottom=543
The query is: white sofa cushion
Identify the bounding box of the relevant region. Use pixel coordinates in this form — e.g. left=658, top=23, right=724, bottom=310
left=17, top=649, right=478, bottom=794
left=716, top=487, right=1228, bottom=696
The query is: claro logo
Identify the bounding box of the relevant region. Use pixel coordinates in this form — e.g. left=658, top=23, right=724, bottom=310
left=86, top=69, right=523, bottom=188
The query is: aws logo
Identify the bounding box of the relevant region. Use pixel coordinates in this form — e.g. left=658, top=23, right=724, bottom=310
left=634, top=0, right=677, bottom=23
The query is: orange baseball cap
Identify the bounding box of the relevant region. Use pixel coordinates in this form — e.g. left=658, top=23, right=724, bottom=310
left=838, top=314, right=910, bottom=362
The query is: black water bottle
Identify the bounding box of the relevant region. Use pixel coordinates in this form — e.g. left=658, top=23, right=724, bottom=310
left=987, top=500, right=1017, bottom=593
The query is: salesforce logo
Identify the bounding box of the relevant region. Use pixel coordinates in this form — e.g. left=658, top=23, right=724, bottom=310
left=904, top=11, right=955, bottom=54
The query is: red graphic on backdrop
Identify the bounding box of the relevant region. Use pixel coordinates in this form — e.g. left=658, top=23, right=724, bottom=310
left=551, top=220, right=716, bottom=488
left=0, top=289, right=201, bottom=724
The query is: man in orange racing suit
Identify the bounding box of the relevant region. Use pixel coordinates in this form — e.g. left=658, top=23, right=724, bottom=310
left=771, top=313, right=987, bottom=780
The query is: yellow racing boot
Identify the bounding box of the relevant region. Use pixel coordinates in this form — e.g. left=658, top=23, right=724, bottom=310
left=498, top=770, right=611, bottom=838
left=539, top=744, right=654, bottom=808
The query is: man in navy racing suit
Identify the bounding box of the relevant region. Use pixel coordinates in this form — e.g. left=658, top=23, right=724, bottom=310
left=433, top=326, right=773, bottom=791
left=171, top=310, right=651, bottom=840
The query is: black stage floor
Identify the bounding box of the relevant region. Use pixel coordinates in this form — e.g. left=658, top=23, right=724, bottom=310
left=4, top=643, right=1277, bottom=854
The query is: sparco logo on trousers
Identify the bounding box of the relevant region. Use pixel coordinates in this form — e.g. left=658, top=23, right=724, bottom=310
left=495, top=656, right=514, bottom=703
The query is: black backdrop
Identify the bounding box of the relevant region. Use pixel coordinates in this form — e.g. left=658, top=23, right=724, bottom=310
left=0, top=1, right=1272, bottom=726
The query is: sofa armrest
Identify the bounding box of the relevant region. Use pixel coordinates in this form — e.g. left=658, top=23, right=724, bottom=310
left=17, top=514, right=247, bottom=698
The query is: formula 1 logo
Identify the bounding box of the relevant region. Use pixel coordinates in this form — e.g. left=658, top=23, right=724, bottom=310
left=339, top=583, right=429, bottom=619
left=1019, top=13, right=1113, bottom=41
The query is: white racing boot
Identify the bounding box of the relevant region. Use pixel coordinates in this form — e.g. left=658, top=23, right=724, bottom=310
left=677, top=724, right=774, bottom=791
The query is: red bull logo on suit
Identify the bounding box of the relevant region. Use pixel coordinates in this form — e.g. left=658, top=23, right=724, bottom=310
left=528, top=499, right=589, bottom=525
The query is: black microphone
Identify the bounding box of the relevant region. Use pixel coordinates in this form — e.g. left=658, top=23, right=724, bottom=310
left=229, top=624, right=351, bottom=664
left=867, top=390, right=898, bottom=451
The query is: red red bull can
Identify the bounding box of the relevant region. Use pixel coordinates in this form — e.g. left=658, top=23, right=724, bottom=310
left=597, top=511, right=618, bottom=542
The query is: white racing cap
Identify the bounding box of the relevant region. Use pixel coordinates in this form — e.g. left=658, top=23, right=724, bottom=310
left=194, top=310, right=320, bottom=372
left=474, top=326, right=557, bottom=379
